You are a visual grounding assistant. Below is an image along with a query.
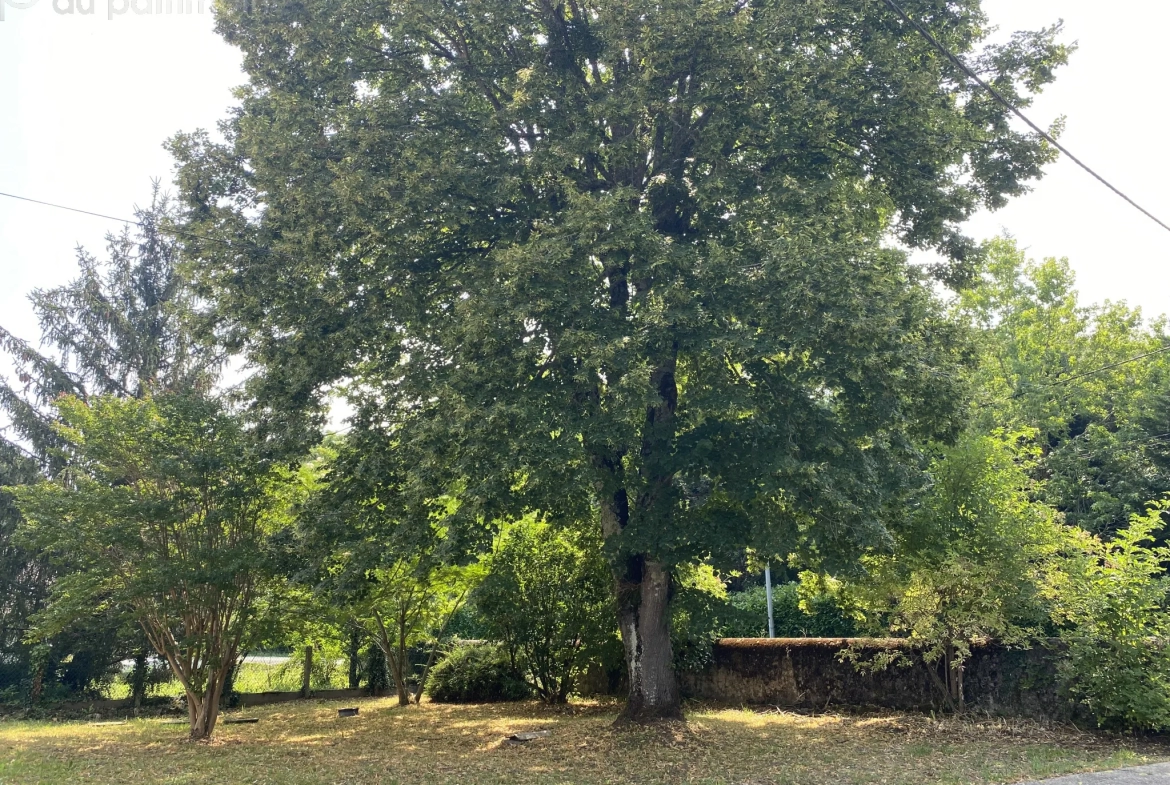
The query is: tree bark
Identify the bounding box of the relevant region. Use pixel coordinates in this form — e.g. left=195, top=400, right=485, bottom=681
left=615, top=557, right=681, bottom=722
left=944, top=643, right=965, bottom=710
left=592, top=346, right=684, bottom=723
left=599, top=494, right=683, bottom=723
left=380, top=641, right=411, bottom=706
left=131, top=651, right=147, bottom=709
left=300, top=645, right=313, bottom=698
left=185, top=672, right=226, bottom=741
left=371, top=611, right=413, bottom=706
left=348, top=628, right=361, bottom=691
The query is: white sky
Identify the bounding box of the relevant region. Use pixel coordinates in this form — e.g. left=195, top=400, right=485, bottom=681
left=1, top=0, right=1169, bottom=356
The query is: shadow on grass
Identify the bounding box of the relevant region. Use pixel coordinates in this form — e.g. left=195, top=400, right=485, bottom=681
left=1, top=698, right=1167, bottom=785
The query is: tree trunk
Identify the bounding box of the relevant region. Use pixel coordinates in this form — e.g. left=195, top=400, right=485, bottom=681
left=186, top=681, right=223, bottom=741
left=384, top=642, right=410, bottom=706
left=300, top=645, right=313, bottom=698
left=594, top=347, right=683, bottom=723
left=348, top=629, right=361, bottom=691
left=396, top=636, right=411, bottom=706
left=614, top=557, right=682, bottom=722
left=220, top=660, right=238, bottom=710
left=381, top=643, right=411, bottom=706
left=187, top=688, right=200, bottom=736
left=371, top=612, right=412, bottom=706
left=29, top=659, right=44, bottom=702
left=945, top=643, right=965, bottom=710
left=131, top=652, right=147, bottom=709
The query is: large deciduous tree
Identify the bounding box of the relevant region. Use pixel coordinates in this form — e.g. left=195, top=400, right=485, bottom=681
left=173, top=0, right=1068, bottom=720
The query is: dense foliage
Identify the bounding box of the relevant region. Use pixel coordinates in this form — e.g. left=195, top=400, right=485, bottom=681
left=958, top=238, right=1170, bottom=538
left=828, top=241, right=1170, bottom=728
left=850, top=431, right=1063, bottom=706
left=0, top=187, right=220, bottom=702
left=0, top=186, right=217, bottom=460
left=295, top=435, right=484, bottom=706
left=1049, top=505, right=1170, bottom=731
left=172, top=0, right=1069, bottom=720
left=12, top=393, right=288, bottom=740
left=426, top=643, right=531, bottom=704
left=476, top=519, right=613, bottom=703
left=0, top=441, right=46, bottom=698
left=721, top=584, right=855, bottom=640
left=10, top=0, right=1170, bottom=738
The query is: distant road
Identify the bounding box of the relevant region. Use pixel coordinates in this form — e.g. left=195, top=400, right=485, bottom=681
left=1023, top=764, right=1170, bottom=784
left=120, top=654, right=347, bottom=670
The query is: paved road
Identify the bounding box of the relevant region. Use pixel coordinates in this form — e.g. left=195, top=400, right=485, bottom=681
left=242, top=656, right=291, bottom=666
left=1024, top=764, right=1170, bottom=784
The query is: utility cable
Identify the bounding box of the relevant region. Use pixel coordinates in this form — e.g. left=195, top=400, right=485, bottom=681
left=975, top=343, right=1170, bottom=410
left=1037, top=345, right=1170, bottom=389
left=0, top=190, right=140, bottom=226
left=0, top=189, right=263, bottom=253
left=1010, top=344, right=1170, bottom=399
left=879, top=0, right=1170, bottom=235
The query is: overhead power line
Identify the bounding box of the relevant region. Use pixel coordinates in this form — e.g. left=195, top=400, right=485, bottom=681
left=1039, top=345, right=1170, bottom=389
left=984, top=343, right=1170, bottom=409
left=0, top=190, right=142, bottom=226
left=976, top=343, right=1170, bottom=411
left=0, top=189, right=256, bottom=253
left=878, top=0, right=1170, bottom=235
left=1064, top=430, right=1170, bottom=457
left=7, top=6, right=1170, bottom=242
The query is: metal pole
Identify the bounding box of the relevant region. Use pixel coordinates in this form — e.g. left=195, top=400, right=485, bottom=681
left=765, top=563, right=775, bottom=639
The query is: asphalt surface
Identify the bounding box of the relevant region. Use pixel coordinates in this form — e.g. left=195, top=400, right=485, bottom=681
left=1024, top=764, right=1170, bottom=784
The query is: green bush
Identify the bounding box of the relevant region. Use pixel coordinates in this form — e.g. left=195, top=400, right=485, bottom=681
left=671, top=564, right=734, bottom=672
left=1052, top=506, right=1170, bottom=731
left=722, top=584, right=855, bottom=639
left=670, top=572, right=856, bottom=673
left=425, top=643, right=530, bottom=703
left=475, top=519, right=613, bottom=703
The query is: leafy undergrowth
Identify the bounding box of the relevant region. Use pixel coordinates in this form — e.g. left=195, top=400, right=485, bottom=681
left=1, top=698, right=1166, bottom=785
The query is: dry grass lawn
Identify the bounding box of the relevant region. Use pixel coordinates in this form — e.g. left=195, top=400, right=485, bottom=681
left=1, top=698, right=1166, bottom=785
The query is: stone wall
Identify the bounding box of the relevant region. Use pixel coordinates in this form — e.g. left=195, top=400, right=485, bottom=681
left=53, top=688, right=371, bottom=713
left=681, top=638, right=1079, bottom=721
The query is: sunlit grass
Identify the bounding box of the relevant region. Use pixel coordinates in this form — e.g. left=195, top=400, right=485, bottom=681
left=103, top=660, right=350, bottom=700
left=1, top=699, right=1165, bottom=785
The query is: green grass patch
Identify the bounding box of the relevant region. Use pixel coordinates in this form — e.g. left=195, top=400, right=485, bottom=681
left=104, top=660, right=350, bottom=700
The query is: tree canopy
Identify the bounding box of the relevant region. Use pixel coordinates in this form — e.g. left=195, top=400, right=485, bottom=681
left=173, top=0, right=1070, bottom=719
left=13, top=393, right=289, bottom=739
left=957, top=238, right=1170, bottom=537
left=0, top=185, right=218, bottom=464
